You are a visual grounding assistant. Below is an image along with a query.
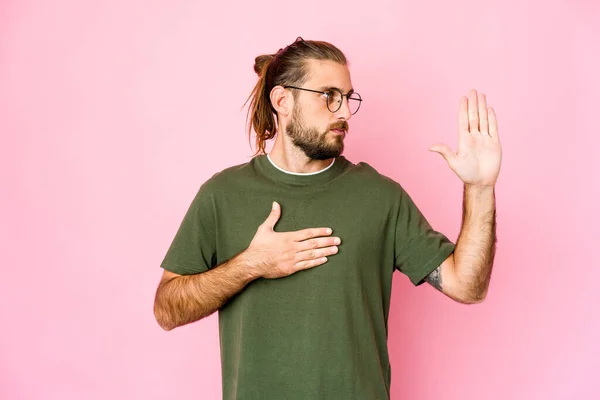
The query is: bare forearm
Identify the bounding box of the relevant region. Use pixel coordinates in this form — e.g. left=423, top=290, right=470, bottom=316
left=154, top=252, right=256, bottom=331
left=453, top=184, right=497, bottom=302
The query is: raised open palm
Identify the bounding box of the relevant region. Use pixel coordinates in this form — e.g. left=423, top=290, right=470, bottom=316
left=429, top=89, right=502, bottom=186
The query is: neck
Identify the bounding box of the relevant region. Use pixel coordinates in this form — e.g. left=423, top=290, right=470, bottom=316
left=268, top=134, right=335, bottom=174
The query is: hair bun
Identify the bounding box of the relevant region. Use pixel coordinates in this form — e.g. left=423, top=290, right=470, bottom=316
left=253, top=54, right=275, bottom=76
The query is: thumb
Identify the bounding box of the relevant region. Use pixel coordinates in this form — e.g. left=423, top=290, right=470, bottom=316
left=262, top=201, right=281, bottom=231
left=429, top=144, right=455, bottom=165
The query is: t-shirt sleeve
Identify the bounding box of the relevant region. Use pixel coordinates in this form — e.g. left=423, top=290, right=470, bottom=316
left=394, top=185, right=455, bottom=286
left=159, top=183, right=217, bottom=275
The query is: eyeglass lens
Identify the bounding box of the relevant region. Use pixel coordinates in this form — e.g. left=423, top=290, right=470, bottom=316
left=326, top=89, right=362, bottom=115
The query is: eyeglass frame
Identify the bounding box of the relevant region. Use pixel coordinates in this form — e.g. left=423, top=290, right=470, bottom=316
left=283, top=85, right=363, bottom=115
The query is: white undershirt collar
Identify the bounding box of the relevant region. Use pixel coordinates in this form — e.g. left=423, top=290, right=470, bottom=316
left=266, top=154, right=335, bottom=176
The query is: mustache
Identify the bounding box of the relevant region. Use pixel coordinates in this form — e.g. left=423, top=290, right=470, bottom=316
left=329, top=121, right=349, bottom=131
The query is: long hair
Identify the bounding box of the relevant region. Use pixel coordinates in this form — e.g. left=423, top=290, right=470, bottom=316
left=245, top=37, right=347, bottom=156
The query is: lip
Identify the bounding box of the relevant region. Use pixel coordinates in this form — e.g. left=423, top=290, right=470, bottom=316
left=331, top=129, right=346, bottom=136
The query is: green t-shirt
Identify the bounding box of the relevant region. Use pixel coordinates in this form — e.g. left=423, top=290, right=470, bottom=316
left=160, top=154, right=455, bottom=400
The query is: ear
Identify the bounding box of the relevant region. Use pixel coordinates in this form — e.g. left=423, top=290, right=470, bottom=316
left=270, top=86, right=292, bottom=116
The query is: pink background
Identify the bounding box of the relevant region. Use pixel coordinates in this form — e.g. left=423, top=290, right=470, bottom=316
left=2, top=1, right=598, bottom=399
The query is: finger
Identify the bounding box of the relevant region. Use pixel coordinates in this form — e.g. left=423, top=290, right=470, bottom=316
left=295, top=257, right=329, bottom=271
left=458, top=96, right=469, bottom=133
left=295, top=246, right=338, bottom=262
left=296, top=236, right=341, bottom=251
left=429, top=143, right=456, bottom=165
left=488, top=107, right=499, bottom=140
left=478, top=92, right=488, bottom=135
left=291, top=227, right=333, bottom=242
left=261, top=201, right=281, bottom=231
left=468, top=89, right=479, bottom=132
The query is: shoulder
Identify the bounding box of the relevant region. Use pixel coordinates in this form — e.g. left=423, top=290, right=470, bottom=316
left=181, top=158, right=257, bottom=212
left=198, top=157, right=258, bottom=194
left=347, top=159, right=408, bottom=197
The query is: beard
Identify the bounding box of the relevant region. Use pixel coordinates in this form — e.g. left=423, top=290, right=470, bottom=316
left=286, top=105, right=348, bottom=160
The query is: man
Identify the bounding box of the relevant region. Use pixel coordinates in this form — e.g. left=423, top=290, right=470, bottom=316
left=154, top=37, right=501, bottom=400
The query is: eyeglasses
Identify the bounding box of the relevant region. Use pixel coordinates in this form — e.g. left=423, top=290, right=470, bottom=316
left=284, top=86, right=362, bottom=115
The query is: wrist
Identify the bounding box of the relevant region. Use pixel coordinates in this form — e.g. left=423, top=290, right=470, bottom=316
left=234, top=249, right=264, bottom=281
left=465, top=183, right=495, bottom=194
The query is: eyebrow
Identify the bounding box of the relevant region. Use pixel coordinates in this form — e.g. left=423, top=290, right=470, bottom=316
left=317, top=85, right=355, bottom=95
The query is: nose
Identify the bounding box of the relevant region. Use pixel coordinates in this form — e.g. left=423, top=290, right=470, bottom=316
left=335, top=96, right=352, bottom=121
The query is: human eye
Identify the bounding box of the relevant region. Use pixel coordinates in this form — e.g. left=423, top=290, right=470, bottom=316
left=323, top=90, right=335, bottom=99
